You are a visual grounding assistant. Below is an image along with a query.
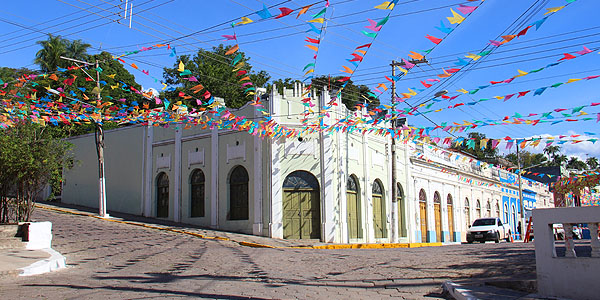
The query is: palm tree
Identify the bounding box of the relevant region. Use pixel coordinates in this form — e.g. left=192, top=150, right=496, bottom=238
left=586, top=157, right=599, bottom=169
left=543, top=145, right=561, bottom=160
left=566, top=157, right=587, bottom=170
left=34, top=34, right=67, bottom=73
left=65, top=39, right=91, bottom=62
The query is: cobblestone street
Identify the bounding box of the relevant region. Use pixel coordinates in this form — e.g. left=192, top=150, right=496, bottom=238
left=1, top=208, right=536, bottom=299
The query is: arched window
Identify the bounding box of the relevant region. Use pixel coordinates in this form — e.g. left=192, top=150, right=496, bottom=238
left=372, top=180, right=387, bottom=238
left=496, top=202, right=500, bottom=217
left=419, top=189, right=427, bottom=202
left=156, top=172, right=169, bottom=218
left=476, top=199, right=481, bottom=218
left=190, top=169, right=205, bottom=218
left=434, top=192, right=441, bottom=203
left=397, top=183, right=406, bottom=237
left=229, top=166, right=249, bottom=220
left=486, top=200, right=491, bottom=217
left=347, top=176, right=358, bottom=193
left=504, top=203, right=509, bottom=224
left=346, top=175, right=361, bottom=239
left=447, top=194, right=453, bottom=206
left=465, top=198, right=470, bottom=229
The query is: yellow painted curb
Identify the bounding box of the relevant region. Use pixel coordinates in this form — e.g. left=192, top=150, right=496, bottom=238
left=36, top=204, right=445, bottom=250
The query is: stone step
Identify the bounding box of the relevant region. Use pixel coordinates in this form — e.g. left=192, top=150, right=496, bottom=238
left=0, top=239, right=25, bottom=250
left=0, top=225, right=20, bottom=238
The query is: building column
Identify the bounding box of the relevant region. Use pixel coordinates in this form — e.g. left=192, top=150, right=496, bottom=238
left=319, top=88, right=335, bottom=243
left=173, top=127, right=182, bottom=222
left=269, top=85, right=283, bottom=239
left=143, top=125, right=153, bottom=217
left=253, top=98, right=263, bottom=236
left=210, top=121, right=219, bottom=229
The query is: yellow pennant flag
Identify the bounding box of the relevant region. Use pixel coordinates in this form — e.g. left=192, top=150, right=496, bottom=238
left=308, top=18, right=324, bottom=23
left=447, top=9, right=465, bottom=24
left=374, top=1, right=395, bottom=10
left=304, top=69, right=314, bottom=76
left=465, top=53, right=481, bottom=61
left=225, top=44, right=239, bottom=55
left=566, top=78, right=581, bottom=84
left=107, top=74, right=116, bottom=79
left=355, top=49, right=367, bottom=55
left=177, top=61, right=185, bottom=72
left=544, top=6, right=565, bottom=15
left=514, top=70, right=528, bottom=78
left=236, top=17, right=253, bottom=25
left=494, top=96, right=504, bottom=100
left=456, top=88, right=468, bottom=94
left=396, top=65, right=408, bottom=74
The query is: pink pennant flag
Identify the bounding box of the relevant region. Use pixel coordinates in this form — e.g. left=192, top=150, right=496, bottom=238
left=457, top=4, right=477, bottom=15
left=597, top=113, right=600, bottom=123
left=584, top=75, right=600, bottom=80
left=504, top=93, right=515, bottom=101
left=222, top=34, right=237, bottom=41
left=427, top=78, right=440, bottom=82
left=575, top=46, right=592, bottom=55
left=365, top=18, right=382, bottom=32
left=402, top=58, right=415, bottom=69
left=491, top=139, right=499, bottom=149
left=489, top=40, right=502, bottom=46
left=503, top=78, right=514, bottom=83
left=506, top=140, right=514, bottom=150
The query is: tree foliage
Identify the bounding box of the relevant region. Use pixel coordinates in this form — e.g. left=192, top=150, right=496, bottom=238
left=162, top=44, right=270, bottom=109
left=310, top=75, right=378, bottom=110
left=34, top=34, right=91, bottom=73
left=504, top=151, right=548, bottom=169
left=566, top=156, right=587, bottom=170
left=0, top=121, right=73, bottom=223
left=450, top=132, right=498, bottom=161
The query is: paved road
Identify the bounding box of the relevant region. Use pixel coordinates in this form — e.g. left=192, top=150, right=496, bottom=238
left=1, top=208, right=536, bottom=299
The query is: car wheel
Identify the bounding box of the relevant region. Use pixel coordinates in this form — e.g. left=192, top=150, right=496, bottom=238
left=494, top=232, right=500, bottom=243
left=505, top=231, right=511, bottom=242
left=467, top=240, right=473, bottom=244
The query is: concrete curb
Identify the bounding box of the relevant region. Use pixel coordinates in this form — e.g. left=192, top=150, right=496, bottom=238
left=36, top=204, right=445, bottom=250
left=19, top=248, right=66, bottom=276
left=442, top=281, right=478, bottom=300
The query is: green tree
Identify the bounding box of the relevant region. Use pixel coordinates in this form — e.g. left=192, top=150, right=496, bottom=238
left=309, top=75, right=378, bottom=110
left=35, top=34, right=91, bottom=73
left=504, top=151, right=548, bottom=169
left=162, top=44, right=270, bottom=108
left=450, top=132, right=498, bottom=161
left=566, top=156, right=587, bottom=170
left=0, top=121, right=73, bottom=223
left=586, top=157, right=598, bottom=169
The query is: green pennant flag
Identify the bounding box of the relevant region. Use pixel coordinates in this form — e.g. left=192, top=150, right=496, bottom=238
left=478, top=50, right=491, bottom=56
left=572, top=106, right=585, bottom=113
left=551, top=82, right=563, bottom=88
left=529, top=67, right=544, bottom=73
left=231, top=53, right=243, bottom=66
left=377, top=16, right=389, bottom=26
left=312, top=8, right=327, bottom=19
left=361, top=31, right=378, bottom=38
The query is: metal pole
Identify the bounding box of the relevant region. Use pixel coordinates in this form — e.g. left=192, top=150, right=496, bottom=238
left=517, top=141, right=524, bottom=240
left=60, top=56, right=108, bottom=218
left=95, top=60, right=108, bottom=218
left=390, top=60, right=398, bottom=243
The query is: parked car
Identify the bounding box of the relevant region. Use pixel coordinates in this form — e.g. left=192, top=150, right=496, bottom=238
left=553, top=224, right=582, bottom=240
left=466, top=218, right=511, bottom=243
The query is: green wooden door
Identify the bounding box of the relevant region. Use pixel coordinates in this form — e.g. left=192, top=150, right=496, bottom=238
left=373, top=194, right=386, bottom=238
left=283, top=190, right=320, bottom=239
left=346, top=190, right=361, bottom=239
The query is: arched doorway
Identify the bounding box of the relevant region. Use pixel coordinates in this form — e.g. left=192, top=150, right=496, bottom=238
left=434, top=191, right=442, bottom=243
left=511, top=204, right=517, bottom=235
left=372, top=180, right=387, bottom=239
left=156, top=172, right=169, bottom=218
left=476, top=199, right=481, bottom=218
left=282, top=171, right=321, bottom=240
left=447, top=194, right=454, bottom=242
left=190, top=169, right=205, bottom=217
left=496, top=202, right=500, bottom=217
left=419, top=189, right=427, bottom=243
left=465, top=198, right=470, bottom=229
left=346, top=175, right=362, bottom=239
left=486, top=201, right=491, bottom=217
left=229, top=166, right=249, bottom=220
left=397, top=183, right=406, bottom=237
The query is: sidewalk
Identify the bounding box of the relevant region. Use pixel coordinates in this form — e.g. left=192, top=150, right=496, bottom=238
left=35, top=201, right=444, bottom=249
left=0, top=246, right=66, bottom=278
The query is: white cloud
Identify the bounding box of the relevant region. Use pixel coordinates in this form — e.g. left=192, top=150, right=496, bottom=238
left=501, top=130, right=600, bottom=160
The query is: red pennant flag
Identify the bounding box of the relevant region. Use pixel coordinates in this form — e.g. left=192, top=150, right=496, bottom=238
left=558, top=53, right=576, bottom=61
left=517, top=26, right=532, bottom=37
left=275, top=7, right=293, bottom=19
left=305, top=37, right=320, bottom=44
left=356, top=43, right=372, bottom=49
left=425, top=34, right=442, bottom=44
left=337, top=77, right=350, bottom=82
left=517, top=90, right=530, bottom=97
left=420, top=80, right=432, bottom=88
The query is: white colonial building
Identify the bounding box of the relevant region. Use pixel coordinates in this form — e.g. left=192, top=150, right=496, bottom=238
left=61, top=84, right=552, bottom=244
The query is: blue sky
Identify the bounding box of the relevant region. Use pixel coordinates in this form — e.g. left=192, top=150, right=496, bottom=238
left=1, top=0, right=599, bottom=157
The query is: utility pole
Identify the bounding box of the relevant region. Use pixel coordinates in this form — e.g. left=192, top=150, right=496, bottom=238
left=60, top=56, right=108, bottom=218
left=390, top=60, right=400, bottom=243
left=517, top=141, right=524, bottom=240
